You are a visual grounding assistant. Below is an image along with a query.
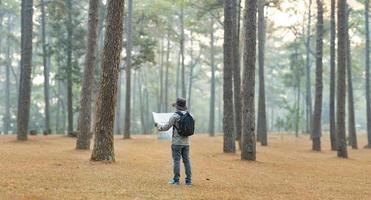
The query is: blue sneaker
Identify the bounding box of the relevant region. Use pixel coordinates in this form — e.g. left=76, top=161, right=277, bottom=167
left=168, top=180, right=180, bottom=185
left=185, top=181, right=192, bottom=186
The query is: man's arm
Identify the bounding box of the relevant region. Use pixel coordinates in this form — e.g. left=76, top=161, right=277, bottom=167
left=157, top=114, right=177, bottom=131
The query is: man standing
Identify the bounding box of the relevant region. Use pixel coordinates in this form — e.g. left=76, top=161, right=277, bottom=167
left=155, top=97, right=194, bottom=186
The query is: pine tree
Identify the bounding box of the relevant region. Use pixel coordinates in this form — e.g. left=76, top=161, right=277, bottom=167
left=241, top=0, right=257, bottom=160
left=91, top=0, right=124, bottom=162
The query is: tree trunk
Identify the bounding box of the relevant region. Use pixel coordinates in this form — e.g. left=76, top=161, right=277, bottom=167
left=164, top=28, right=170, bottom=112
left=241, top=0, right=257, bottom=160
left=336, top=0, right=348, bottom=158
left=295, top=73, right=301, bottom=137
left=65, top=0, right=74, bottom=135
left=218, top=85, right=223, bottom=132
left=346, top=7, right=357, bottom=149
left=139, top=71, right=148, bottom=134
left=159, top=36, right=165, bottom=112
left=56, top=62, right=63, bottom=133
left=91, top=0, right=124, bottom=162
left=312, top=0, right=323, bottom=152
left=4, top=15, right=12, bottom=135
left=131, top=71, right=139, bottom=133
left=223, top=0, right=236, bottom=153
left=188, top=32, right=194, bottom=111
left=124, top=0, right=133, bottom=139
left=305, top=0, right=313, bottom=134
left=114, top=73, right=122, bottom=135
left=144, top=87, right=150, bottom=132
left=209, top=17, right=216, bottom=137
left=232, top=0, right=242, bottom=147
left=365, top=0, right=371, bottom=148
left=257, top=0, right=267, bottom=146
left=329, top=0, right=337, bottom=151
left=76, top=0, right=100, bottom=149
left=40, top=0, right=50, bottom=134
left=17, top=0, right=33, bottom=141
left=180, top=0, right=186, bottom=98
left=176, top=49, right=180, bottom=98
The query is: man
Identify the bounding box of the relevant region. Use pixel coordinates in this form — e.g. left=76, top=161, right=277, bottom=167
left=155, top=97, right=194, bottom=186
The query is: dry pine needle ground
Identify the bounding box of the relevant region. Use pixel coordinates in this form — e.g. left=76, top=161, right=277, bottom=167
left=0, top=134, right=370, bottom=200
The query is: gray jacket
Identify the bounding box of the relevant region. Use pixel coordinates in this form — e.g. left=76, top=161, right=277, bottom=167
left=157, top=110, right=192, bottom=145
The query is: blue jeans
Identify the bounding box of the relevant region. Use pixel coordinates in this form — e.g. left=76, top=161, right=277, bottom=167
left=171, top=144, right=192, bottom=183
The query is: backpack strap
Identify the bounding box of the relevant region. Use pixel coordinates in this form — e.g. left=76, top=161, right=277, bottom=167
left=173, top=112, right=184, bottom=132
left=175, top=111, right=184, bottom=116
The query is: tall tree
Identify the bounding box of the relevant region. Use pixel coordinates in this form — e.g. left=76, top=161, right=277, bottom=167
left=329, top=0, right=337, bottom=151
left=305, top=0, right=313, bottom=134
left=365, top=0, right=371, bottom=148
left=347, top=27, right=357, bottom=149
left=232, top=0, right=242, bottom=147
left=176, top=49, right=180, bottom=98
left=180, top=0, right=186, bottom=98
left=223, top=0, right=236, bottom=153
left=91, top=0, right=124, bottom=162
left=336, top=0, right=348, bottom=158
left=124, top=0, right=133, bottom=139
left=241, top=0, right=257, bottom=160
left=4, top=15, right=12, bottom=135
left=64, top=0, right=74, bottom=135
left=17, top=0, right=33, bottom=141
left=209, top=17, right=216, bottom=137
left=164, top=28, right=170, bottom=112
left=312, top=0, right=323, bottom=151
left=257, top=0, right=267, bottom=146
left=76, top=0, right=100, bottom=150
left=139, top=71, right=148, bottom=134
left=40, top=0, right=50, bottom=133
left=159, top=36, right=165, bottom=112
left=114, top=74, right=122, bottom=134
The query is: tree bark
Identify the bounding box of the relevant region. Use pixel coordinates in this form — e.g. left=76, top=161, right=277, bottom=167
left=365, top=0, right=371, bottom=148
left=124, top=0, right=133, bottom=139
left=139, top=71, right=148, bottom=134
left=40, top=0, right=50, bottom=134
left=164, top=28, right=170, bottom=112
left=241, top=0, right=257, bottom=160
left=329, top=0, right=337, bottom=151
left=232, top=0, right=242, bottom=147
left=180, top=0, right=186, bottom=98
left=188, top=32, right=194, bottom=111
left=257, top=0, right=267, bottom=146
left=17, top=0, right=33, bottom=141
left=65, top=0, right=74, bottom=135
left=76, top=0, right=100, bottom=150
left=336, top=0, right=348, bottom=158
left=4, top=15, right=12, bottom=135
left=91, top=0, right=124, bottom=162
left=209, top=17, right=216, bottom=137
left=346, top=7, right=357, bottom=149
left=305, top=0, right=313, bottom=134
left=295, top=66, right=301, bottom=137
left=159, top=36, right=165, bottom=112
left=223, top=0, right=236, bottom=153
left=114, top=73, right=122, bottom=135
left=312, top=0, right=323, bottom=152
left=176, top=49, right=180, bottom=98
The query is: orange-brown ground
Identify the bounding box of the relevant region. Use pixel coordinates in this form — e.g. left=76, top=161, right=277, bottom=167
left=0, top=133, right=371, bottom=200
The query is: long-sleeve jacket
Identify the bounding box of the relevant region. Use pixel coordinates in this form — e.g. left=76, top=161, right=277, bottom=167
left=157, top=110, right=191, bottom=145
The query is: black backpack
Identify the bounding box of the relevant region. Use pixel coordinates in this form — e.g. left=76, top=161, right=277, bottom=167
left=174, top=111, right=195, bottom=137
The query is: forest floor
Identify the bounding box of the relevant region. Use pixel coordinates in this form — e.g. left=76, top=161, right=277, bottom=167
left=0, top=133, right=371, bottom=200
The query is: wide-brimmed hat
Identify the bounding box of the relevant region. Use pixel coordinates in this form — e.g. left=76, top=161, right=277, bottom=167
left=172, top=97, right=187, bottom=111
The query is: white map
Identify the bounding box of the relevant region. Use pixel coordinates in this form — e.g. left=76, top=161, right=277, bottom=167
left=152, top=112, right=173, bottom=140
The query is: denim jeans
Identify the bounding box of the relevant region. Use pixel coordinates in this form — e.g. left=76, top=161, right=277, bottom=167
left=171, top=144, right=192, bottom=183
